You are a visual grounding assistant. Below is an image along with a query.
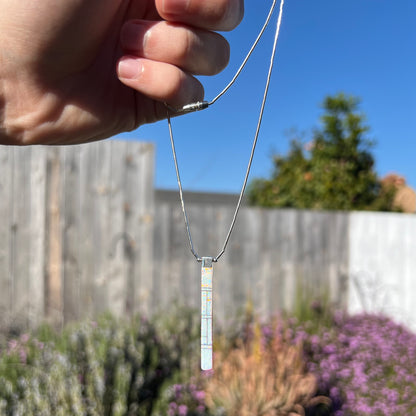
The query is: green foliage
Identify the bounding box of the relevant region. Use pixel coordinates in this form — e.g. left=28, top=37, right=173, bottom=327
left=0, top=310, right=199, bottom=416
left=290, top=283, right=334, bottom=335
left=249, top=93, right=397, bottom=211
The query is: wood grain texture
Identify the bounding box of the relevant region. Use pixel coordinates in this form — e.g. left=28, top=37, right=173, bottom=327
left=1, top=142, right=415, bottom=331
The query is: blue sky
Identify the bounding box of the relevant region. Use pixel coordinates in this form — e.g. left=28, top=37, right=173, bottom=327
left=117, top=0, right=416, bottom=194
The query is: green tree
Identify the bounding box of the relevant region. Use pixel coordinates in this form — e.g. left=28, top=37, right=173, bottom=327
left=248, top=93, right=396, bottom=211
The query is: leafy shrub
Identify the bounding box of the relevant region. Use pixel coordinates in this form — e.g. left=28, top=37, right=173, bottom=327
left=0, top=312, right=199, bottom=416
left=248, top=93, right=398, bottom=212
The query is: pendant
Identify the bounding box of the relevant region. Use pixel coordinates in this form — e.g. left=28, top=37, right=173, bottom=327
left=201, top=257, right=213, bottom=370
left=165, top=0, right=286, bottom=373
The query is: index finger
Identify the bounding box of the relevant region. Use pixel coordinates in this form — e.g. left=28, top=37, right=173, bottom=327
left=156, top=0, right=244, bottom=32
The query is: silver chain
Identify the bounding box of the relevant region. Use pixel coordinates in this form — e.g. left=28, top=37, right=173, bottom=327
left=166, top=0, right=285, bottom=262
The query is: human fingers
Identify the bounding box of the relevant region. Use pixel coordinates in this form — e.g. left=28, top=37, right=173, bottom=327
left=120, top=20, right=230, bottom=75
left=156, top=0, right=244, bottom=32
left=117, top=56, right=204, bottom=109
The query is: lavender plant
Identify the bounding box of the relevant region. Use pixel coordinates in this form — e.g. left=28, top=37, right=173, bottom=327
left=0, top=311, right=199, bottom=416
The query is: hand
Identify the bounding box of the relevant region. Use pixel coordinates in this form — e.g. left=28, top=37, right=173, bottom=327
left=0, top=0, right=243, bottom=145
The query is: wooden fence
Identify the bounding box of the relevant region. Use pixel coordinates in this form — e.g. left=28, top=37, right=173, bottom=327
left=0, top=141, right=154, bottom=328
left=1, top=141, right=415, bottom=330
left=153, top=202, right=349, bottom=323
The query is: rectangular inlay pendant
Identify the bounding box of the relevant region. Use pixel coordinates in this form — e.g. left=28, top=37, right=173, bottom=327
left=201, top=257, right=213, bottom=370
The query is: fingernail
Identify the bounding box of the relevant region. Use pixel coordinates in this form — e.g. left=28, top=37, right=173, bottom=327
left=162, top=0, right=190, bottom=15
left=118, top=58, right=143, bottom=80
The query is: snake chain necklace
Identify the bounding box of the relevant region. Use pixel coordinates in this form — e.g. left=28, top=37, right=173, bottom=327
left=166, top=0, right=285, bottom=370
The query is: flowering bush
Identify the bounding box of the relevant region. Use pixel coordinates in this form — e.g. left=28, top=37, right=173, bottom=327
left=1, top=308, right=415, bottom=416
left=304, top=313, right=416, bottom=415
left=0, top=312, right=199, bottom=415
left=166, top=383, right=208, bottom=416
left=217, top=305, right=416, bottom=416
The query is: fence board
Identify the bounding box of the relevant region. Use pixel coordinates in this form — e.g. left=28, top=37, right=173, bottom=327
left=213, top=206, right=238, bottom=323
left=135, top=141, right=155, bottom=316
left=91, top=142, right=112, bottom=316
left=10, top=147, right=31, bottom=325
left=61, top=145, right=82, bottom=322
left=123, top=141, right=154, bottom=316
left=152, top=203, right=171, bottom=311
left=260, top=210, right=286, bottom=317
left=0, top=148, right=12, bottom=322
left=78, top=144, right=97, bottom=319
left=45, top=148, right=63, bottom=324
left=327, top=212, right=349, bottom=306
left=165, top=203, right=189, bottom=307
left=28, top=147, right=47, bottom=326
left=107, top=141, right=128, bottom=318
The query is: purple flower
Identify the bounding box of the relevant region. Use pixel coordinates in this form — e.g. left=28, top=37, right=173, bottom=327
left=169, top=402, right=178, bottom=412
left=196, top=405, right=205, bottom=413
left=262, top=325, right=273, bottom=339
left=8, top=339, right=18, bottom=351
left=168, top=382, right=208, bottom=415
left=323, top=343, right=337, bottom=354
left=188, top=383, right=196, bottom=392
left=303, top=313, right=416, bottom=415
left=330, top=386, right=340, bottom=400
left=19, top=347, right=27, bottom=364
left=194, top=390, right=205, bottom=402
left=178, top=404, right=188, bottom=416
left=173, top=384, right=183, bottom=400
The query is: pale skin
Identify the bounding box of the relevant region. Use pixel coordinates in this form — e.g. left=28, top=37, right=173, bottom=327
left=0, top=0, right=244, bottom=145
